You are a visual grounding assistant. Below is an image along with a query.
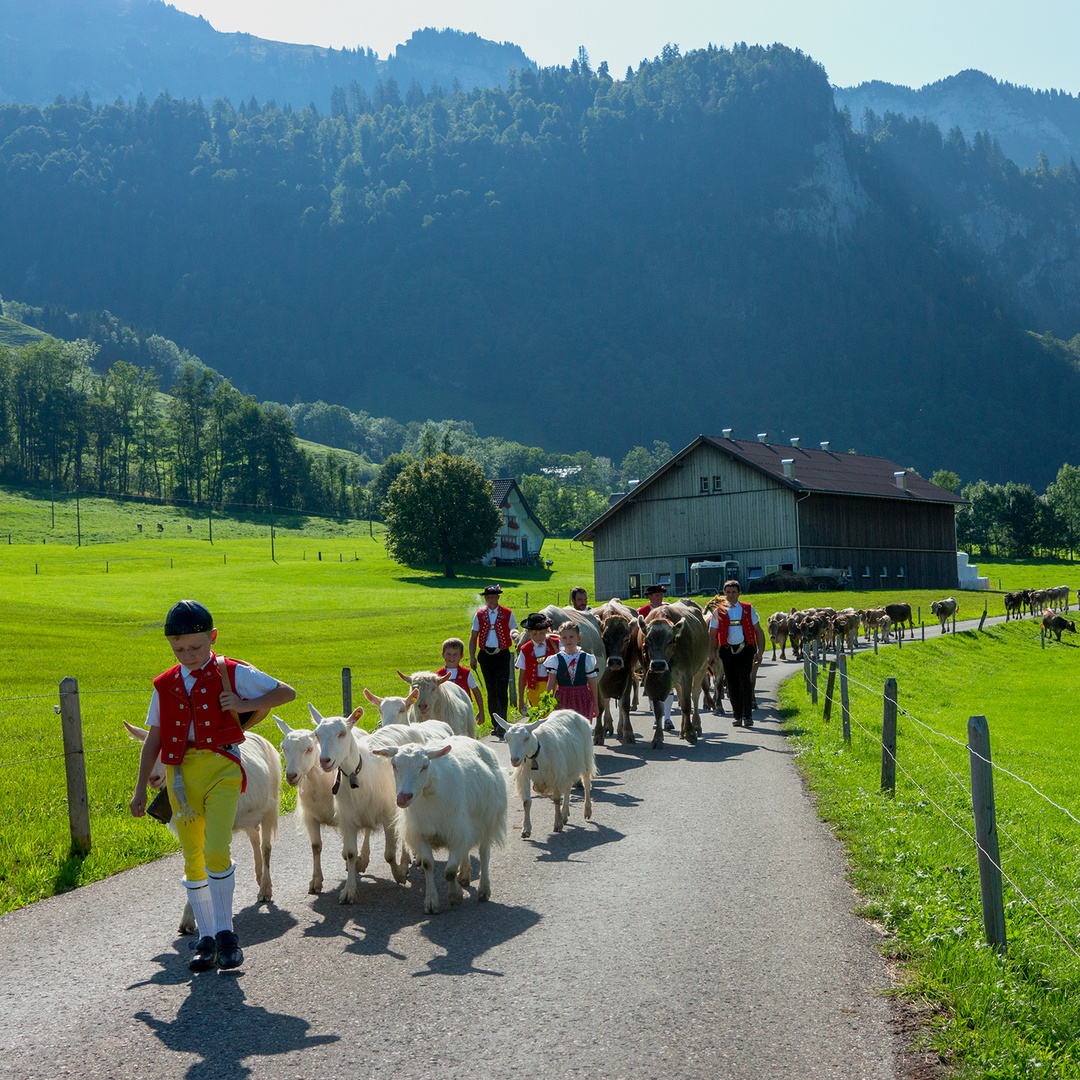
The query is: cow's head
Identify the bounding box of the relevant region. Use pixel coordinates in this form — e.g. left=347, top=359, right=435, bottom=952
left=641, top=615, right=680, bottom=701
left=601, top=614, right=632, bottom=670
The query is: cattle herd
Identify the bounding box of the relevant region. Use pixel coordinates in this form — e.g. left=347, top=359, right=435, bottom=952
left=128, top=583, right=1077, bottom=925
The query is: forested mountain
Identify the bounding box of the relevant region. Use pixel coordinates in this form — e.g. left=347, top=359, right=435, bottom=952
left=0, top=0, right=533, bottom=109
left=2, top=43, right=1080, bottom=487
left=835, top=70, right=1080, bottom=171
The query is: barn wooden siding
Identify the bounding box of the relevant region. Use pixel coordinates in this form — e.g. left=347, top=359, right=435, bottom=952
left=592, top=445, right=799, bottom=598
left=799, top=493, right=958, bottom=590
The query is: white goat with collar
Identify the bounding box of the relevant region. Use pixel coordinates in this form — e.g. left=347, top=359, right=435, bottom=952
left=500, top=710, right=596, bottom=840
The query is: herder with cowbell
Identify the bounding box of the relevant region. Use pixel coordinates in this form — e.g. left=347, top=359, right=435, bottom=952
left=130, top=601, right=295, bottom=972
left=469, top=584, right=518, bottom=737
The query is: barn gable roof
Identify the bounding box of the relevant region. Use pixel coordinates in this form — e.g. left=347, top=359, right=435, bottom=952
left=575, top=435, right=963, bottom=540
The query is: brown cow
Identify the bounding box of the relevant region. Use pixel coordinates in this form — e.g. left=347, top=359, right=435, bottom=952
left=1004, top=591, right=1026, bottom=621
left=596, top=600, right=642, bottom=745
left=1042, top=611, right=1077, bottom=642
left=884, top=603, right=914, bottom=639
left=767, top=611, right=790, bottom=660
left=637, top=602, right=709, bottom=748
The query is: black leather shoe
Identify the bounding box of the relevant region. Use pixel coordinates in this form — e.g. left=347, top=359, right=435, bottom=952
left=189, top=935, right=217, bottom=972
left=743, top=717, right=754, bottom=728
left=732, top=718, right=743, bottom=727
left=215, top=930, right=244, bottom=969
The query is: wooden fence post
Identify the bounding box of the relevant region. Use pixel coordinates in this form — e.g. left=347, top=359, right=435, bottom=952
left=839, top=653, right=851, bottom=744
left=810, top=642, right=818, bottom=705
left=58, top=677, right=91, bottom=855
left=968, top=714, right=1007, bottom=954
left=342, top=667, right=353, bottom=716
left=803, top=651, right=811, bottom=693
left=873, top=627, right=878, bottom=655
left=823, top=660, right=837, bottom=722
left=978, top=605, right=987, bottom=632
left=880, top=678, right=897, bottom=796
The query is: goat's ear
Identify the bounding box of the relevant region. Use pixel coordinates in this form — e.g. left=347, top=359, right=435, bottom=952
left=346, top=706, right=365, bottom=728
left=406, top=688, right=418, bottom=706
left=426, top=743, right=453, bottom=759
left=362, top=688, right=382, bottom=706
left=371, top=746, right=398, bottom=758
left=396, top=669, right=411, bottom=684
left=273, top=715, right=292, bottom=736
left=124, top=720, right=148, bottom=742
left=308, top=703, right=323, bottom=723
left=436, top=671, right=451, bottom=685
left=525, top=717, right=545, bottom=732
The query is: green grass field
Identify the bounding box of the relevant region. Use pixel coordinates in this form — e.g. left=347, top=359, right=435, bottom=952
left=780, top=622, right=1080, bottom=1078
left=0, top=486, right=596, bottom=913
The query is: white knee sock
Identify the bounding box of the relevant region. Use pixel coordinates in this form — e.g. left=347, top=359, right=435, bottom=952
left=207, top=865, right=236, bottom=935
left=183, top=878, right=216, bottom=939
left=664, top=691, right=674, bottom=721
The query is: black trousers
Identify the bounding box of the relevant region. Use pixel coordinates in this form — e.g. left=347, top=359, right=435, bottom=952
left=477, top=648, right=512, bottom=723
left=719, top=644, right=757, bottom=721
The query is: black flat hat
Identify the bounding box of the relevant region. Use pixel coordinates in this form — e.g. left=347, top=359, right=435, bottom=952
left=164, top=600, right=213, bottom=635
left=644, top=583, right=666, bottom=595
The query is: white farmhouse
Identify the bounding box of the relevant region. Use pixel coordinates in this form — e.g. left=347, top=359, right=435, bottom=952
left=483, top=479, right=548, bottom=567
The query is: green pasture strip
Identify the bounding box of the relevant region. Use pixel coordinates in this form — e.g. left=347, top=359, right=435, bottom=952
left=0, top=315, right=46, bottom=348
left=780, top=622, right=1080, bottom=1079
left=0, top=534, right=594, bottom=913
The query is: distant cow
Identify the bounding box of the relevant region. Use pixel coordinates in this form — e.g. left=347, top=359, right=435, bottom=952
left=884, top=603, right=914, bottom=639
left=136, top=522, right=143, bottom=533
left=156, top=522, right=164, bottom=532
left=187, top=524, right=192, bottom=533
left=767, top=611, right=790, bottom=660
left=930, top=597, right=959, bottom=632
left=1003, top=591, right=1026, bottom=621
left=1042, top=612, right=1076, bottom=642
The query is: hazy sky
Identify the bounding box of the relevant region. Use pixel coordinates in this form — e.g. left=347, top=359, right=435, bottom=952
left=169, top=1, right=1080, bottom=92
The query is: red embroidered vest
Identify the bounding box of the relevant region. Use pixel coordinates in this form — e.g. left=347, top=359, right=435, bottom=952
left=522, top=635, right=561, bottom=688
left=436, top=665, right=473, bottom=694
left=476, top=605, right=513, bottom=650
left=155, top=654, right=246, bottom=765
left=715, top=603, right=756, bottom=647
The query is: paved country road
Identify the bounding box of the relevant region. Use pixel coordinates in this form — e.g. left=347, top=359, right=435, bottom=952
left=0, top=622, right=980, bottom=1080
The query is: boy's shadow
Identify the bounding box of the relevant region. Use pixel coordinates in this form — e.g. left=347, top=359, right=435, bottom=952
left=133, top=965, right=337, bottom=1080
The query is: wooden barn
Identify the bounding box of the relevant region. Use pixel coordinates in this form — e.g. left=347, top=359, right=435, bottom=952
left=575, top=435, right=965, bottom=598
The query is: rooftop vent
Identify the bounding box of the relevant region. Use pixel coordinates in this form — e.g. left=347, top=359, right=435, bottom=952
left=782, top=458, right=795, bottom=479
left=894, top=471, right=907, bottom=491
left=627, top=479, right=639, bottom=489
left=820, top=441, right=830, bottom=452
left=722, top=428, right=733, bottom=439
left=757, top=432, right=768, bottom=443
left=789, top=437, right=800, bottom=448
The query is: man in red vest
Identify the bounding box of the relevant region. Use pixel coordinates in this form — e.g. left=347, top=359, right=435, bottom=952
left=637, top=582, right=666, bottom=616
left=708, top=580, right=765, bottom=728
left=469, top=584, right=518, bottom=737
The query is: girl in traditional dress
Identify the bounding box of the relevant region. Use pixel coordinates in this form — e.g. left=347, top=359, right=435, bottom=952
left=544, top=622, right=599, bottom=720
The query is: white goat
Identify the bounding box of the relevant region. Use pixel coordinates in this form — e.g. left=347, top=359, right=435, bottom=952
left=373, top=737, right=507, bottom=914
left=312, top=703, right=438, bottom=903
left=124, top=721, right=281, bottom=934
left=275, top=715, right=337, bottom=894
left=500, top=710, right=596, bottom=839
left=362, top=686, right=418, bottom=725
left=397, top=670, right=476, bottom=737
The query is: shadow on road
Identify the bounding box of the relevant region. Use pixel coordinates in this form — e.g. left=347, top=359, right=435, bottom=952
left=413, top=899, right=542, bottom=978
left=133, top=969, right=338, bottom=1080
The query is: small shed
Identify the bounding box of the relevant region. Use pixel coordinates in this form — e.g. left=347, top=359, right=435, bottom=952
left=483, top=479, right=548, bottom=566
left=575, top=435, right=965, bottom=597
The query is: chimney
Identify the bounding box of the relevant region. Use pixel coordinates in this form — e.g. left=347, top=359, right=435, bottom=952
left=782, top=458, right=795, bottom=479
left=757, top=432, right=768, bottom=443
left=894, top=471, right=907, bottom=491
left=722, top=428, right=733, bottom=439
left=820, top=441, right=830, bottom=452
left=789, top=437, right=800, bottom=449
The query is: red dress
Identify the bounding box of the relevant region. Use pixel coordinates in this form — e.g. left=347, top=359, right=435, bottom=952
left=549, top=650, right=597, bottom=720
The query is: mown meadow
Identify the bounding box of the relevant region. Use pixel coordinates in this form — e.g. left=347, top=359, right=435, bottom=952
left=781, top=621, right=1080, bottom=1078
left=0, top=487, right=595, bottom=913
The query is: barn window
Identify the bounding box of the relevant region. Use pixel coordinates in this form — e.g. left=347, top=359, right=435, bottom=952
left=862, top=566, right=871, bottom=578
left=896, top=567, right=905, bottom=578
left=880, top=566, right=888, bottom=579
left=700, top=476, right=709, bottom=493
left=713, top=475, right=723, bottom=492
left=781, top=563, right=794, bottom=572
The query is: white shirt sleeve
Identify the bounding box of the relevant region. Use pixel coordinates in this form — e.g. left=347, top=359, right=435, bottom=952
left=515, top=651, right=527, bottom=670
left=230, top=663, right=280, bottom=700
left=146, top=690, right=161, bottom=728
left=508, top=612, right=519, bottom=630
left=471, top=614, right=481, bottom=632
left=467, top=672, right=479, bottom=690
left=543, top=654, right=560, bottom=675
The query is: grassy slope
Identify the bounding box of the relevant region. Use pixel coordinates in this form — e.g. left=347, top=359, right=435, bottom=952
left=781, top=623, right=1080, bottom=1078
left=0, top=314, right=46, bottom=348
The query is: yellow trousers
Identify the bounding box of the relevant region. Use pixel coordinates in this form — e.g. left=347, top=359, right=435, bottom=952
left=167, top=749, right=242, bottom=880
left=524, top=683, right=546, bottom=708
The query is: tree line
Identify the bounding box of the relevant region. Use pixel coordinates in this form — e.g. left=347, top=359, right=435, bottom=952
left=5, top=44, right=1080, bottom=483
left=0, top=335, right=672, bottom=532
